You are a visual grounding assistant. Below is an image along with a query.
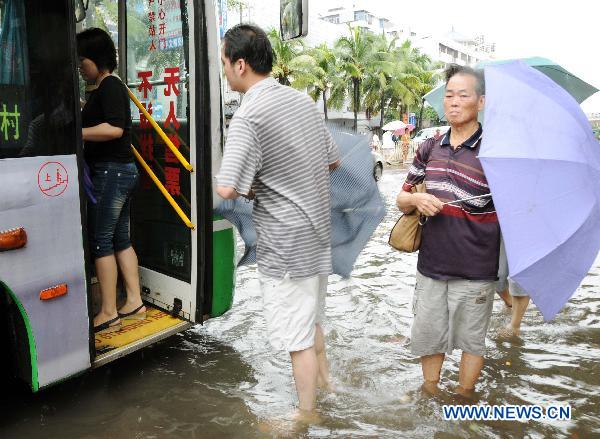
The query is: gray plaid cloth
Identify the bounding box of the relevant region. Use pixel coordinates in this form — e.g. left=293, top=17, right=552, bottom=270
left=214, top=129, right=386, bottom=278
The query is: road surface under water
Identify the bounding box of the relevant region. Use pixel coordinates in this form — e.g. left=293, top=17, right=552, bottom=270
left=1, top=169, right=598, bottom=438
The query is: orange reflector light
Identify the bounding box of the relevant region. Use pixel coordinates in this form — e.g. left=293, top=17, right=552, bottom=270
left=0, top=227, right=27, bottom=252
left=40, top=284, right=68, bottom=301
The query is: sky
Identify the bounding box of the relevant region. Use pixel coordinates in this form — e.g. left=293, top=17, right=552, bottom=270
left=315, top=0, right=600, bottom=113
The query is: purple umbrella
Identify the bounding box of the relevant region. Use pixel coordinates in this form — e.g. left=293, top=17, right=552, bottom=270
left=480, top=61, right=600, bottom=320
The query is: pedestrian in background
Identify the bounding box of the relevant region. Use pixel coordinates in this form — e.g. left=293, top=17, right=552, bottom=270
left=496, top=238, right=531, bottom=337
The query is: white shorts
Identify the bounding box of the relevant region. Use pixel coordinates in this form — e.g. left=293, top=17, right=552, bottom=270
left=259, top=272, right=327, bottom=352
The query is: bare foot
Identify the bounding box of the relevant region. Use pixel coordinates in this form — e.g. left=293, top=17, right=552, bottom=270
left=453, top=385, right=477, bottom=400
left=421, top=380, right=441, bottom=396
left=93, top=311, right=119, bottom=328
left=497, top=325, right=520, bottom=339
left=256, top=410, right=321, bottom=437
left=118, top=301, right=146, bottom=316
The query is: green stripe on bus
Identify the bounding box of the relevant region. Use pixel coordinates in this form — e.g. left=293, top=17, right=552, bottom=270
left=0, top=281, right=39, bottom=392
left=211, top=227, right=235, bottom=317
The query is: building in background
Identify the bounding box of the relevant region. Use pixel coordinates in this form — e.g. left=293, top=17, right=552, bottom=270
left=220, top=0, right=496, bottom=132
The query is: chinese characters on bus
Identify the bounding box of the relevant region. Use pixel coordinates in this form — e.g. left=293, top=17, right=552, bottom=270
left=0, top=103, right=20, bottom=143
left=147, top=0, right=183, bottom=51
left=136, top=66, right=182, bottom=196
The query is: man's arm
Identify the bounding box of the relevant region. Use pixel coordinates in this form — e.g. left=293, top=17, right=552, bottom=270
left=216, top=186, right=254, bottom=200
left=215, top=117, right=260, bottom=201
left=216, top=186, right=240, bottom=200
left=329, top=160, right=341, bottom=171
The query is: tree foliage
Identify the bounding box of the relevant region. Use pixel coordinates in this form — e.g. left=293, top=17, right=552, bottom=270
left=265, top=26, right=443, bottom=133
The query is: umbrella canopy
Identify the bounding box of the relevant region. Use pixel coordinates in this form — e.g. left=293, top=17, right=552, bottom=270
left=423, top=57, right=598, bottom=120
left=329, top=131, right=386, bottom=277
left=480, top=61, right=600, bottom=320
left=394, top=124, right=415, bottom=136
left=382, top=120, right=406, bottom=131
left=215, top=129, right=386, bottom=278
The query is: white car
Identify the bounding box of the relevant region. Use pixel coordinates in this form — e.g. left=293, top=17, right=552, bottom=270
left=413, top=126, right=450, bottom=144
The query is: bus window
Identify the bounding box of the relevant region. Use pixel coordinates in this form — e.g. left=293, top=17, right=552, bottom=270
left=126, top=0, right=192, bottom=282
left=0, top=0, right=80, bottom=159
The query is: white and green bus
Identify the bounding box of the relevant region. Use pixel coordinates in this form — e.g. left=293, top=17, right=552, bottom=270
left=0, top=0, right=307, bottom=392
left=0, top=0, right=239, bottom=392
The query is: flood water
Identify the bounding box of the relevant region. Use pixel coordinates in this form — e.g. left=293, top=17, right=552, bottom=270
left=1, top=168, right=599, bottom=438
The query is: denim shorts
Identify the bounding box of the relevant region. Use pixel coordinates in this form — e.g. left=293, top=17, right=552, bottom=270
left=88, top=161, right=139, bottom=259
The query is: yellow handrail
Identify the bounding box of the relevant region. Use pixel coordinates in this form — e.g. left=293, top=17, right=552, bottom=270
left=131, top=145, right=195, bottom=230
left=127, top=87, right=194, bottom=172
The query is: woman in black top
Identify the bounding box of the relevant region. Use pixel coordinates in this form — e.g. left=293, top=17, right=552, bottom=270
left=77, top=28, right=146, bottom=333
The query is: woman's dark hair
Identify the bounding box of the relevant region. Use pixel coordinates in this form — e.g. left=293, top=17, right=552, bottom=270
left=445, top=63, right=485, bottom=96
left=76, top=28, right=117, bottom=73
left=223, top=24, right=273, bottom=74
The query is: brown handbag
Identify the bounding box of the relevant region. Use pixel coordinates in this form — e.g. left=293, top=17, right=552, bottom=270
left=388, top=183, right=426, bottom=252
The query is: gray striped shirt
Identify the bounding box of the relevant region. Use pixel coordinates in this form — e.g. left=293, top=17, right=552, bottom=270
left=216, top=77, right=339, bottom=279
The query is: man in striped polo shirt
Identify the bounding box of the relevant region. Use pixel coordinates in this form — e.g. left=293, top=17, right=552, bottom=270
left=216, top=24, right=340, bottom=416
left=397, top=64, right=500, bottom=397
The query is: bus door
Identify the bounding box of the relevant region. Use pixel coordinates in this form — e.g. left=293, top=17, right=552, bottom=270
left=81, top=0, right=235, bottom=327
left=122, top=0, right=201, bottom=322
left=0, top=0, right=90, bottom=391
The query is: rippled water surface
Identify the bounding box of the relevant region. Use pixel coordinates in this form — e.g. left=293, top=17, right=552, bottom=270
left=1, top=169, right=599, bottom=438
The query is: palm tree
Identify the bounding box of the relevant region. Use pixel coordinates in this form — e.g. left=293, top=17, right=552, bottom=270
left=385, top=41, right=429, bottom=125
left=289, top=44, right=344, bottom=121
left=267, top=28, right=303, bottom=85
left=412, top=61, right=443, bottom=131
left=335, top=25, right=376, bottom=132
left=363, top=37, right=426, bottom=136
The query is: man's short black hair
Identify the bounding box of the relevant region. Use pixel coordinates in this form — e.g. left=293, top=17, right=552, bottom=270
left=445, top=64, right=485, bottom=96
left=223, top=24, right=273, bottom=75
left=76, top=28, right=117, bottom=73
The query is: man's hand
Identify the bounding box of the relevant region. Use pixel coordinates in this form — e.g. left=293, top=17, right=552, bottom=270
left=413, top=193, right=443, bottom=217
left=244, top=189, right=255, bottom=200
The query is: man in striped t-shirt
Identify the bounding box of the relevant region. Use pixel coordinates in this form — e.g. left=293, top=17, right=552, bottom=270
left=397, top=64, right=500, bottom=397
left=216, top=24, right=340, bottom=415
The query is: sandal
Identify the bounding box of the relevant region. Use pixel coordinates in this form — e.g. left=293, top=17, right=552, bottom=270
left=118, top=303, right=147, bottom=320
left=94, top=316, right=121, bottom=333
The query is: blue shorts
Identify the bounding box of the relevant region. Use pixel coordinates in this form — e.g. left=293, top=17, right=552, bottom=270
left=88, top=162, right=139, bottom=259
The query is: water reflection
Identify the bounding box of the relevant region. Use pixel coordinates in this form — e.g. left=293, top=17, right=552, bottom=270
left=201, top=168, right=600, bottom=438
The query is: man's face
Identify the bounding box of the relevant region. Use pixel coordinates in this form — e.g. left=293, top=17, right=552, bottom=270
left=221, top=47, right=242, bottom=92
left=443, top=74, right=485, bottom=126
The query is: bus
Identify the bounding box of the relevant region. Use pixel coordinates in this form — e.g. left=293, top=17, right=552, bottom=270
left=0, top=0, right=308, bottom=392
left=0, top=0, right=239, bottom=392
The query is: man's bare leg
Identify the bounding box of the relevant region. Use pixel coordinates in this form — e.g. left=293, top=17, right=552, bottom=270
left=457, top=352, right=483, bottom=396
left=497, top=288, right=512, bottom=309
left=290, top=346, right=319, bottom=412
left=421, top=353, right=445, bottom=394
left=314, top=324, right=332, bottom=390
